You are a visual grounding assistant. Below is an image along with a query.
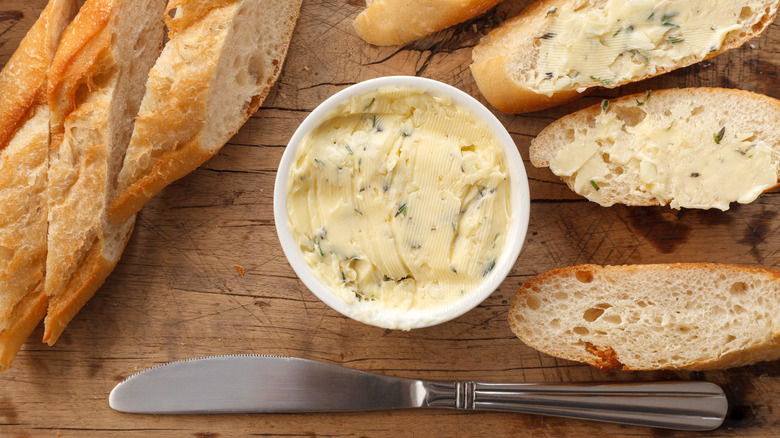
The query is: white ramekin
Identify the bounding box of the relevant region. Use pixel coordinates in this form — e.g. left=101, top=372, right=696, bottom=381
left=273, top=76, right=530, bottom=330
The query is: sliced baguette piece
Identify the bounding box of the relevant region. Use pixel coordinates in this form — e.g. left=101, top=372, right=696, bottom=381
left=44, top=0, right=166, bottom=345
left=530, top=88, right=780, bottom=210
left=353, top=0, right=504, bottom=46
left=108, top=0, right=302, bottom=226
left=471, top=0, right=780, bottom=113
left=509, top=264, right=780, bottom=370
left=0, top=0, right=78, bottom=369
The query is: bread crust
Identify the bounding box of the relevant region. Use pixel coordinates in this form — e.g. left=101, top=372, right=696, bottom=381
left=0, top=0, right=77, bottom=370
left=44, top=0, right=165, bottom=343
left=510, top=263, right=780, bottom=370
left=471, top=0, right=780, bottom=113
left=109, top=0, right=303, bottom=226
left=354, top=0, right=503, bottom=46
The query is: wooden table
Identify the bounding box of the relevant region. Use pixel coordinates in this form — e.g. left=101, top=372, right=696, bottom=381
left=2, top=0, right=779, bottom=436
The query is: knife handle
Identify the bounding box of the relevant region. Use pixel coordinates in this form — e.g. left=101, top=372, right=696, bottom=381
left=420, top=380, right=727, bottom=431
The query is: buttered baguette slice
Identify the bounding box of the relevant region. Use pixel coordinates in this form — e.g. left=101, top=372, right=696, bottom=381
left=354, top=0, right=504, bottom=46
left=530, top=88, right=780, bottom=210
left=471, top=0, right=779, bottom=113
left=45, top=0, right=165, bottom=345
left=509, top=264, right=780, bottom=370
left=108, top=0, right=302, bottom=226
left=0, top=0, right=77, bottom=370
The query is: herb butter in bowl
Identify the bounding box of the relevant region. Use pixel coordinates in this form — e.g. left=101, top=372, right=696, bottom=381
left=274, top=76, right=529, bottom=329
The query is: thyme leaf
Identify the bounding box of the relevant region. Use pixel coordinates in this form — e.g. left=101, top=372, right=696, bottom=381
left=713, top=126, right=726, bottom=144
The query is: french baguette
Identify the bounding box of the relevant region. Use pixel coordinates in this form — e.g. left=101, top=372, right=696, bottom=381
left=108, top=0, right=302, bottom=226
left=530, top=88, right=780, bottom=210
left=0, top=0, right=77, bottom=370
left=353, top=0, right=504, bottom=46
left=45, top=0, right=166, bottom=345
left=471, top=0, right=780, bottom=113
left=508, top=264, right=780, bottom=370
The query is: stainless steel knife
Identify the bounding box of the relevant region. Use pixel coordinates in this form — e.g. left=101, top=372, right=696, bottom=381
left=109, top=355, right=728, bottom=430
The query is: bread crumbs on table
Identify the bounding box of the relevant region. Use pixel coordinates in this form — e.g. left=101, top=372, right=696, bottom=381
left=235, top=265, right=245, bottom=277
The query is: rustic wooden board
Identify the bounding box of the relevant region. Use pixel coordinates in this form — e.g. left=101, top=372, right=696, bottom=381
left=1, top=0, right=780, bottom=436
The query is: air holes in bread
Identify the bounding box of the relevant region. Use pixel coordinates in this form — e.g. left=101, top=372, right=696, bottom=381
left=575, top=269, right=594, bottom=283
left=740, top=6, right=753, bottom=20
left=730, top=281, right=748, bottom=294
left=573, top=326, right=589, bottom=335
left=525, top=295, right=541, bottom=310
left=613, top=105, right=647, bottom=127
left=74, top=82, right=90, bottom=109
left=563, top=128, right=575, bottom=143
left=167, top=7, right=178, bottom=19
left=726, top=334, right=737, bottom=343
left=583, top=307, right=604, bottom=322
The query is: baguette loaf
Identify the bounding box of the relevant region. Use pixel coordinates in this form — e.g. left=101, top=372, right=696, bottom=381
left=530, top=88, right=780, bottom=210
left=509, top=264, right=780, bottom=370
left=471, top=0, right=780, bottom=113
left=0, top=0, right=77, bottom=370
left=353, top=0, right=504, bottom=46
left=44, top=0, right=166, bottom=345
left=108, top=0, right=302, bottom=226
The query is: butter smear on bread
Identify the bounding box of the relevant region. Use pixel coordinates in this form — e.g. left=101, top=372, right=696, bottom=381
left=531, top=88, right=780, bottom=210
left=286, top=86, right=510, bottom=321
left=532, top=0, right=743, bottom=95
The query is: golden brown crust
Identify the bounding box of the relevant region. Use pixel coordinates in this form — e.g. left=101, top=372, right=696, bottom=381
left=43, top=219, right=134, bottom=345
left=470, top=56, right=584, bottom=114
left=0, top=0, right=77, bottom=370
left=108, top=0, right=302, bottom=225
left=0, top=287, right=48, bottom=370
left=471, top=0, right=780, bottom=114
left=47, top=0, right=113, bottom=146
left=354, top=0, right=504, bottom=46
left=0, top=0, right=77, bottom=150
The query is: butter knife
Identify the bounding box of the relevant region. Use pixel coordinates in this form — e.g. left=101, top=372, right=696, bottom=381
left=109, top=355, right=727, bottom=430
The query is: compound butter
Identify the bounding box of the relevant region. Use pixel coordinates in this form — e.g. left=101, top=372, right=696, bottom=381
left=550, top=99, right=777, bottom=210
left=531, top=0, right=746, bottom=95
left=286, top=86, right=510, bottom=324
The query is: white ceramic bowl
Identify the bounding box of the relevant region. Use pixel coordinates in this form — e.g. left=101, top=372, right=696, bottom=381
left=273, top=76, right=530, bottom=329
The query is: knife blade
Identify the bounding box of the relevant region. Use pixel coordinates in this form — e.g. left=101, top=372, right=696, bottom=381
left=109, top=355, right=728, bottom=431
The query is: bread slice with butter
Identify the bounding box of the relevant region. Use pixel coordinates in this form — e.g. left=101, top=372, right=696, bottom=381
left=0, top=0, right=77, bottom=370
left=530, top=88, right=780, bottom=210
left=108, top=0, right=302, bottom=226
left=471, top=0, right=780, bottom=113
left=45, top=0, right=166, bottom=345
left=509, top=264, right=780, bottom=370
left=353, top=0, right=504, bottom=46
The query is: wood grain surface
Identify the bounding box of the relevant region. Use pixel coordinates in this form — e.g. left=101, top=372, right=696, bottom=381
left=2, top=0, right=780, bottom=436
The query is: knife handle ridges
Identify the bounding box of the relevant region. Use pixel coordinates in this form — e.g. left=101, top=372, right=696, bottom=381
left=420, top=380, right=727, bottom=431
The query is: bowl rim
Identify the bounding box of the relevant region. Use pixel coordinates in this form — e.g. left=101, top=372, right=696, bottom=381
left=273, top=75, right=530, bottom=329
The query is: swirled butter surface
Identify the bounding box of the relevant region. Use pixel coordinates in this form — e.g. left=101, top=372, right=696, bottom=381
left=530, top=0, right=746, bottom=95
left=286, top=86, right=510, bottom=322
left=550, top=103, right=777, bottom=210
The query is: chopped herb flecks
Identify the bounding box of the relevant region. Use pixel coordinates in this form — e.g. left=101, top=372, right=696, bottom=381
left=354, top=208, right=363, bottom=216
left=667, top=36, right=684, bottom=44
left=636, top=90, right=652, bottom=106
left=314, top=236, right=324, bottom=257
left=483, top=260, right=496, bottom=277
left=601, top=99, right=610, bottom=111
left=590, top=180, right=600, bottom=191
left=546, top=7, right=556, bottom=16
left=714, top=126, right=726, bottom=144
left=690, top=172, right=701, bottom=177
left=539, top=32, right=556, bottom=40
left=395, top=203, right=407, bottom=217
